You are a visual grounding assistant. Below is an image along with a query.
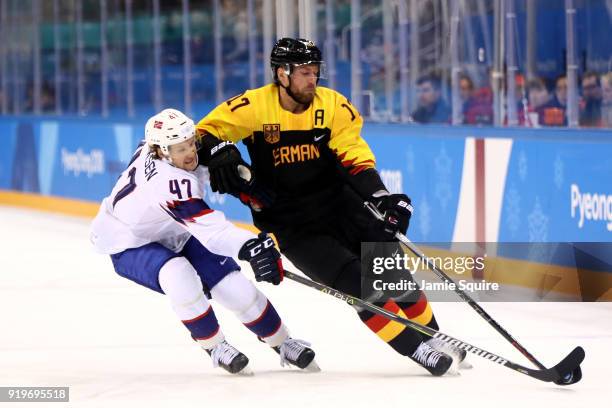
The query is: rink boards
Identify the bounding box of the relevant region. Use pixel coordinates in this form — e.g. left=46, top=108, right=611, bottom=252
left=1, top=117, right=611, bottom=299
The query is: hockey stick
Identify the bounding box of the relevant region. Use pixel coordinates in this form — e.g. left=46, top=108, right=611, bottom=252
left=363, top=201, right=583, bottom=385
left=283, top=269, right=584, bottom=384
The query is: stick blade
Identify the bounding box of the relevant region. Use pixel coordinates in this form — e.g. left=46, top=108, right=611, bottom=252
left=551, top=346, right=584, bottom=385
left=530, top=346, right=585, bottom=384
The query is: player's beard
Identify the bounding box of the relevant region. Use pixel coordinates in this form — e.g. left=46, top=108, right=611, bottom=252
left=289, top=85, right=316, bottom=105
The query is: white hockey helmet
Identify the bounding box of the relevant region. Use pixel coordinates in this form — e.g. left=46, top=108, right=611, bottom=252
left=145, top=108, right=196, bottom=156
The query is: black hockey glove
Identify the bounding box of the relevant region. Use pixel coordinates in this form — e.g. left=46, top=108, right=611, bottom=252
left=198, top=137, right=245, bottom=194
left=372, top=193, right=413, bottom=240
left=238, top=233, right=284, bottom=285
left=198, top=135, right=274, bottom=209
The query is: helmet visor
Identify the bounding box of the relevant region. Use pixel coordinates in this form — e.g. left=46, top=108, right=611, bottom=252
left=289, top=61, right=327, bottom=80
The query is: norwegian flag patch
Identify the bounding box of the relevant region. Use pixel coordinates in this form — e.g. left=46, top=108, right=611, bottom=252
left=154, top=120, right=163, bottom=129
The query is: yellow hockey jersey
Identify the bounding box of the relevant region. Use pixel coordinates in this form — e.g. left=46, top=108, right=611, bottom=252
left=196, top=84, right=378, bottom=231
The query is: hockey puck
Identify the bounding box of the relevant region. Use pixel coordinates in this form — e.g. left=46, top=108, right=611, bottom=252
left=554, top=365, right=582, bottom=385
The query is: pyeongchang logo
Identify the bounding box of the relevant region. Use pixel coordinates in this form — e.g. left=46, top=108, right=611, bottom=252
left=570, top=184, right=612, bottom=232
left=61, top=148, right=105, bottom=177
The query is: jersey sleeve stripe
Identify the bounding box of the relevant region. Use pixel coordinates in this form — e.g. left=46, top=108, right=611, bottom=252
left=163, top=198, right=214, bottom=223
left=336, top=151, right=376, bottom=175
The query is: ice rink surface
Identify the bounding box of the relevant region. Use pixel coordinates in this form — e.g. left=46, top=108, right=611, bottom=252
left=1, top=205, right=610, bottom=408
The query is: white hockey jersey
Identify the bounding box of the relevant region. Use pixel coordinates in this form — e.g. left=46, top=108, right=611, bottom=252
left=90, top=142, right=255, bottom=257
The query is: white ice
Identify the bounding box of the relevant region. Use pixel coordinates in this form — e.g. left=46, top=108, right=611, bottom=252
left=1, top=205, right=610, bottom=408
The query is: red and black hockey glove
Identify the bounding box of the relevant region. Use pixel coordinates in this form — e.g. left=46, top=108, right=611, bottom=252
left=238, top=233, right=284, bottom=285
left=235, top=165, right=275, bottom=212
left=372, top=193, right=413, bottom=240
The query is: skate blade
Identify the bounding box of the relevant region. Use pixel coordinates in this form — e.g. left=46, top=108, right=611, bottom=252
left=439, top=352, right=461, bottom=376
left=303, top=360, right=321, bottom=373
left=445, top=360, right=461, bottom=376
left=459, top=360, right=473, bottom=370
left=446, top=370, right=461, bottom=377
left=235, top=364, right=254, bottom=376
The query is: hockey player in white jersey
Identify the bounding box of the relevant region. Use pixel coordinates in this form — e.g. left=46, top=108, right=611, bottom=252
left=90, top=108, right=317, bottom=374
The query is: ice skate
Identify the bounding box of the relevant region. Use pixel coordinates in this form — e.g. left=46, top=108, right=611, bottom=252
left=273, top=338, right=320, bottom=372
left=426, top=337, right=472, bottom=370
left=206, top=340, right=252, bottom=375
left=410, top=341, right=454, bottom=376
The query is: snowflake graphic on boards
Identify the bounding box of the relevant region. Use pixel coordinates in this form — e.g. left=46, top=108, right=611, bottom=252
left=405, top=146, right=415, bottom=175
left=527, top=197, right=549, bottom=242
left=418, top=195, right=431, bottom=240
left=505, top=185, right=521, bottom=237
left=518, top=150, right=528, bottom=181
left=554, top=154, right=564, bottom=190
left=434, top=144, right=452, bottom=211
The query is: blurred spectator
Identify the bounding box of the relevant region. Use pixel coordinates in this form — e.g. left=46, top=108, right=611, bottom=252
left=361, top=33, right=386, bottom=96
left=553, top=75, right=567, bottom=108
left=547, top=75, right=569, bottom=126
left=526, top=77, right=564, bottom=126
left=41, top=82, right=55, bottom=112
left=222, top=0, right=248, bottom=62
left=579, top=71, right=603, bottom=127
left=459, top=73, right=474, bottom=104
left=525, top=77, right=547, bottom=125
left=460, top=72, right=493, bottom=125
left=25, top=81, right=56, bottom=113
left=503, top=73, right=528, bottom=126
left=602, top=72, right=612, bottom=128
left=411, top=75, right=450, bottom=124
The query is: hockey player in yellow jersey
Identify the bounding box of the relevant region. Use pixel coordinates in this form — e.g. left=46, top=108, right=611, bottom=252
left=196, top=38, right=465, bottom=376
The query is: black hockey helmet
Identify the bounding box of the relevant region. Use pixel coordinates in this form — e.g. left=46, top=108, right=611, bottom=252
left=270, top=38, right=323, bottom=82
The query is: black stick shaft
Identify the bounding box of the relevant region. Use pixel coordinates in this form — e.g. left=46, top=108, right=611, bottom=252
left=283, top=269, right=583, bottom=383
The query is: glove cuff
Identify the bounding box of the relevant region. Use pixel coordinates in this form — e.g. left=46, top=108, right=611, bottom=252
left=349, top=168, right=387, bottom=199
left=371, top=189, right=390, bottom=199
